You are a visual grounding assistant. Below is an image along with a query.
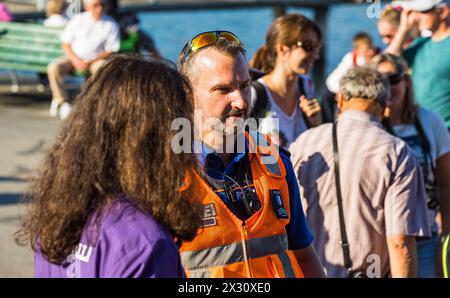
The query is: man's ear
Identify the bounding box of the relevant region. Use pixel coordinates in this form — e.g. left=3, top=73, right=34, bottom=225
left=439, top=6, right=449, bottom=21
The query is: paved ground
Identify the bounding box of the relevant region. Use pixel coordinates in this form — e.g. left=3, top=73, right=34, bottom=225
left=0, top=75, right=62, bottom=277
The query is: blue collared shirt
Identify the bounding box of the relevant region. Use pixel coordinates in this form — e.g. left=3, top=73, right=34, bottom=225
left=196, top=140, right=314, bottom=250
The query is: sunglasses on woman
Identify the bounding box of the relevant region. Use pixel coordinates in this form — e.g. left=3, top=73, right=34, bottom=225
left=181, top=31, right=241, bottom=62
left=387, top=71, right=405, bottom=85
left=294, top=40, right=318, bottom=53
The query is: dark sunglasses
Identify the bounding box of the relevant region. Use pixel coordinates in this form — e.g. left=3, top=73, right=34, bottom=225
left=181, top=31, right=241, bottom=63
left=387, top=71, right=405, bottom=85
left=294, top=40, right=317, bottom=52
left=381, top=34, right=394, bottom=40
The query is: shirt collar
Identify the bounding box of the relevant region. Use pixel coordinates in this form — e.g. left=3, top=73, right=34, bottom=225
left=194, top=137, right=249, bottom=179
left=338, top=110, right=382, bottom=127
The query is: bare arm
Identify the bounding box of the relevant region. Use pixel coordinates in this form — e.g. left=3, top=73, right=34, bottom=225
left=386, top=235, right=417, bottom=277
left=62, top=43, right=79, bottom=63
left=293, top=245, right=326, bottom=278
left=94, top=51, right=113, bottom=61
left=436, top=152, right=450, bottom=235
left=385, top=9, right=417, bottom=56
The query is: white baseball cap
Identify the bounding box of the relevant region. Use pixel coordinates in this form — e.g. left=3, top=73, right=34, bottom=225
left=396, top=0, right=448, bottom=12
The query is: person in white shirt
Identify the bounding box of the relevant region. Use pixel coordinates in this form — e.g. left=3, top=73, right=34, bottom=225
left=43, top=0, right=68, bottom=28
left=325, top=33, right=378, bottom=94
left=47, top=0, right=120, bottom=119
left=321, top=33, right=379, bottom=123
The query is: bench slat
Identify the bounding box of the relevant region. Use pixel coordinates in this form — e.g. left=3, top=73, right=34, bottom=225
left=0, top=34, right=62, bottom=46
left=0, top=23, right=63, bottom=35
left=0, top=52, right=56, bottom=65
left=0, top=31, right=61, bottom=42
left=0, top=43, right=63, bottom=56
left=0, top=61, right=48, bottom=73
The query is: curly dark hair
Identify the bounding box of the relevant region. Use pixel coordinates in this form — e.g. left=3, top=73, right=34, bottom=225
left=15, top=55, right=202, bottom=264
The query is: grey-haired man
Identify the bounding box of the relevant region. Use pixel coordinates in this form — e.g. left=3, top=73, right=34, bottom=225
left=289, top=67, right=431, bottom=278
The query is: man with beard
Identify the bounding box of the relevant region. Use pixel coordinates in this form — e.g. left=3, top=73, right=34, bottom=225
left=176, top=31, right=325, bottom=278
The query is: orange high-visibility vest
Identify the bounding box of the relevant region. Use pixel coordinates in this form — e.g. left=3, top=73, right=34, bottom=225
left=179, top=131, right=304, bottom=278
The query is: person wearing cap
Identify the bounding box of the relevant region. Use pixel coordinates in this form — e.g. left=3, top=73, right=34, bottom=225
left=386, top=0, right=450, bottom=131
left=176, top=31, right=325, bottom=278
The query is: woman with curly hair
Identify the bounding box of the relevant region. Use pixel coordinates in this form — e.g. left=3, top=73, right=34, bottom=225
left=15, top=55, right=202, bottom=278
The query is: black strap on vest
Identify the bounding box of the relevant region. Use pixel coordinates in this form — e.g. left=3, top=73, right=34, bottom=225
left=332, top=121, right=353, bottom=271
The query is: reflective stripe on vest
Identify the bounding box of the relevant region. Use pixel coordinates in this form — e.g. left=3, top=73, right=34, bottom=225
left=180, top=233, right=295, bottom=278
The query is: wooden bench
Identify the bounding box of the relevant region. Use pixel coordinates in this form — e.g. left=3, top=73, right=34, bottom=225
left=0, top=22, right=65, bottom=92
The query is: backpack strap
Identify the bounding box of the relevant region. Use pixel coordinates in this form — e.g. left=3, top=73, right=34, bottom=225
left=251, top=80, right=270, bottom=119
left=252, top=78, right=312, bottom=129
left=297, top=76, right=312, bottom=129
left=414, top=117, right=431, bottom=156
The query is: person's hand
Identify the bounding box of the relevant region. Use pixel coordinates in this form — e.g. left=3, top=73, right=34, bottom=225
left=299, top=96, right=322, bottom=127
left=399, top=8, right=418, bottom=32
left=71, top=57, right=90, bottom=72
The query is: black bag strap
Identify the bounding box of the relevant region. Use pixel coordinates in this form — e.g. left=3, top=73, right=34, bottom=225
left=384, top=116, right=435, bottom=174
left=414, top=116, right=436, bottom=175
left=414, top=117, right=430, bottom=153
left=251, top=80, right=269, bottom=119
left=414, top=117, right=431, bottom=156
left=251, top=77, right=311, bottom=128
left=332, top=121, right=353, bottom=270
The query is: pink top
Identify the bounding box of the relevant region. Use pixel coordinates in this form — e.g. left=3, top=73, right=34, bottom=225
left=0, top=3, right=12, bottom=22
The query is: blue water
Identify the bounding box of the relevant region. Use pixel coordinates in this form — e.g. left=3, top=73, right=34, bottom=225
left=138, top=3, right=384, bottom=76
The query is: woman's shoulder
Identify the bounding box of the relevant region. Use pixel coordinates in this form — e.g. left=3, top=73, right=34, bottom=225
left=417, top=107, right=446, bottom=129
left=97, top=198, right=170, bottom=244
left=416, top=107, right=450, bottom=154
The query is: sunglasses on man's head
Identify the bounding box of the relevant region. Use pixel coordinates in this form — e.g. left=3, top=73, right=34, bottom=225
left=182, top=31, right=241, bottom=62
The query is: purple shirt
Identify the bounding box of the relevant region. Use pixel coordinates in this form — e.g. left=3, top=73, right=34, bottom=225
left=35, top=198, right=185, bottom=278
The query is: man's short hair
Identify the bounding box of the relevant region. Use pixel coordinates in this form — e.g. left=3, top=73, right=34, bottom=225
left=339, top=66, right=390, bottom=107
left=178, top=37, right=247, bottom=81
